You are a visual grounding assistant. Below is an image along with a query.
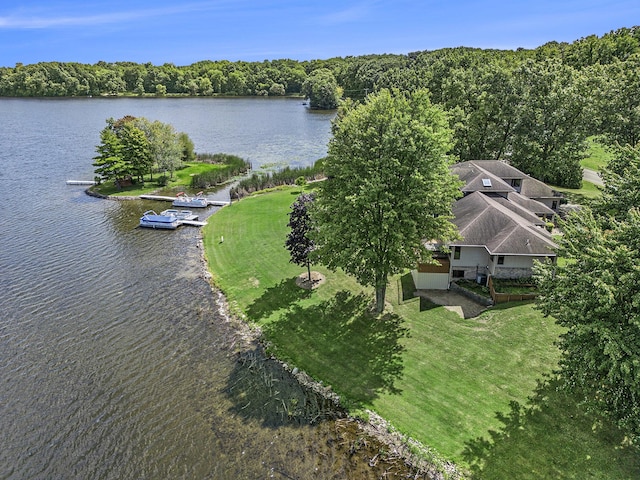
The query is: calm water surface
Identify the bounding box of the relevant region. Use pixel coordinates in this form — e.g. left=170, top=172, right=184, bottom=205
left=0, top=98, right=420, bottom=479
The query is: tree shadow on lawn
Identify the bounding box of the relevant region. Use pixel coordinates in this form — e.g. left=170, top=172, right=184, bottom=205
left=264, top=290, right=410, bottom=406
left=462, top=377, right=640, bottom=479
left=246, top=277, right=313, bottom=320
left=399, top=272, right=417, bottom=302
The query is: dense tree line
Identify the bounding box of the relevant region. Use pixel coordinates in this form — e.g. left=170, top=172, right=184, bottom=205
left=2, top=27, right=637, bottom=99
left=4, top=26, right=640, bottom=187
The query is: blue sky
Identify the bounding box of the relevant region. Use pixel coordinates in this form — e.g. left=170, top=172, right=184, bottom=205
left=0, top=1, right=638, bottom=67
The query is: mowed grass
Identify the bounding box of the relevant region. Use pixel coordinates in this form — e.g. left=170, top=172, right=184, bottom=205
left=552, top=179, right=602, bottom=201
left=92, top=162, right=226, bottom=197
left=202, top=186, right=640, bottom=478
left=582, top=137, right=612, bottom=171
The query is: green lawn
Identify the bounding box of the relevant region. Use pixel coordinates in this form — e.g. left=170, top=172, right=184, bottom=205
left=91, top=162, right=226, bottom=197
left=552, top=180, right=601, bottom=202
left=202, top=186, right=639, bottom=478
left=582, top=137, right=612, bottom=171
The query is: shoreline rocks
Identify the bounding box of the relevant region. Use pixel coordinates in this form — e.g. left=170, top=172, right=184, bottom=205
left=195, top=235, right=464, bottom=480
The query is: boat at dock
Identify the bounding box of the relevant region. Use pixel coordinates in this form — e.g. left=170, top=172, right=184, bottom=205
left=139, top=209, right=206, bottom=229
left=139, top=210, right=180, bottom=229
left=172, top=192, right=209, bottom=208
left=160, top=209, right=199, bottom=221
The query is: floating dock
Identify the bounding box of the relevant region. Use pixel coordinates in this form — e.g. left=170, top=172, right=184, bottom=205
left=139, top=194, right=230, bottom=207
left=179, top=220, right=208, bottom=227
left=66, top=180, right=96, bottom=185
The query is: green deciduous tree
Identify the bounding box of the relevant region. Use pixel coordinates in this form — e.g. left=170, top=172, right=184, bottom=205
left=178, top=132, right=196, bottom=163
left=597, top=144, right=640, bottom=222
left=534, top=207, right=640, bottom=443
left=302, top=68, right=341, bottom=109
left=119, top=122, right=151, bottom=183
left=509, top=59, right=590, bottom=188
left=134, top=118, right=183, bottom=179
left=93, top=116, right=191, bottom=185
left=443, top=61, right=520, bottom=161
left=599, top=55, right=640, bottom=148
left=311, top=89, right=462, bottom=313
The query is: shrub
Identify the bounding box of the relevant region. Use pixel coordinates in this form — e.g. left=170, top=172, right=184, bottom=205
left=190, top=153, right=251, bottom=188
left=230, top=162, right=325, bottom=199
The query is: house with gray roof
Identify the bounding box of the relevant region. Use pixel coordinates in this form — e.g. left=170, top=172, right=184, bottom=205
left=412, top=161, right=559, bottom=290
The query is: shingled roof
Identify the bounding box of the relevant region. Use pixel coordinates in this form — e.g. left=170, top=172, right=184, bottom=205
left=451, top=192, right=557, bottom=256
left=519, top=175, right=559, bottom=200
left=457, top=160, right=526, bottom=180
left=454, top=159, right=560, bottom=200
left=505, top=191, right=556, bottom=217
left=451, top=162, right=516, bottom=195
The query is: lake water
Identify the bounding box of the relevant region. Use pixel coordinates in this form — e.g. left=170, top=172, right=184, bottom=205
left=0, top=97, right=420, bottom=479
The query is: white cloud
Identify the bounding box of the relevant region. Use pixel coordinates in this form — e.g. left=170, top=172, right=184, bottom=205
left=0, top=1, right=231, bottom=29
left=318, top=2, right=375, bottom=25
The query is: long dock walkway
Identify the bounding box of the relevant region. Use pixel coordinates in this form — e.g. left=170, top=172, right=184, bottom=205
left=66, top=180, right=96, bottom=185
left=139, top=194, right=230, bottom=207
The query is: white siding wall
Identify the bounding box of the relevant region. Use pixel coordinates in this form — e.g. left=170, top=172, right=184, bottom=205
left=501, top=255, right=534, bottom=268
left=450, top=246, right=490, bottom=269
left=490, top=255, right=553, bottom=278
left=450, top=246, right=491, bottom=281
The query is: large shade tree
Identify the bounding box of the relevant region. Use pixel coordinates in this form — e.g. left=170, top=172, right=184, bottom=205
left=302, top=68, right=341, bottom=110
left=599, top=55, right=640, bottom=148
left=443, top=61, right=521, bottom=161
left=509, top=58, right=590, bottom=188
left=597, top=144, right=640, bottom=223
left=535, top=147, right=640, bottom=442
left=534, top=208, right=640, bottom=443
left=311, top=89, right=462, bottom=313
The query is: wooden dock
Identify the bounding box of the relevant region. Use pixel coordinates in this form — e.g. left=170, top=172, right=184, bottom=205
left=139, top=194, right=230, bottom=207
left=180, top=220, right=208, bottom=227
left=66, top=180, right=96, bottom=185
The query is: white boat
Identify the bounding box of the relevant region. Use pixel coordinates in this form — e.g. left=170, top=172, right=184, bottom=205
left=160, top=209, right=199, bottom=221
left=172, top=191, right=208, bottom=208
left=139, top=210, right=180, bottom=229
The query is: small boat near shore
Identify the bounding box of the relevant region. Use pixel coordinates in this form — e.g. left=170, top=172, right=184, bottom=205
left=172, top=191, right=208, bottom=208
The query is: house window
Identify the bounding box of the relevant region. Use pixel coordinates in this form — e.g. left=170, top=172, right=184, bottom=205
left=453, top=246, right=461, bottom=260
left=511, top=178, right=521, bottom=188
left=482, top=178, right=492, bottom=187
left=452, top=270, right=465, bottom=278
left=552, top=200, right=558, bottom=210
left=497, top=256, right=505, bottom=265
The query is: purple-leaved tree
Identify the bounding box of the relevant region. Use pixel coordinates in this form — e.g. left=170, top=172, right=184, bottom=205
left=285, top=192, right=315, bottom=283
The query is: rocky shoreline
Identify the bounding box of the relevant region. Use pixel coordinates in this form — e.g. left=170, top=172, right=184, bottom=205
left=195, top=236, right=464, bottom=480
left=89, top=186, right=464, bottom=478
